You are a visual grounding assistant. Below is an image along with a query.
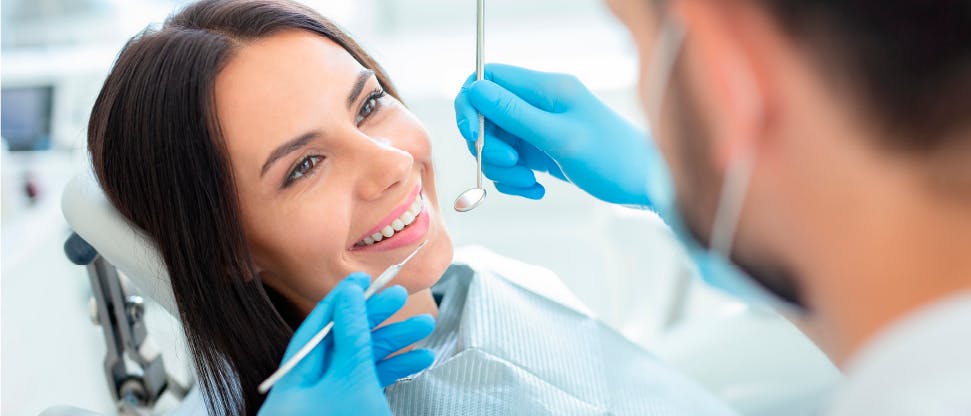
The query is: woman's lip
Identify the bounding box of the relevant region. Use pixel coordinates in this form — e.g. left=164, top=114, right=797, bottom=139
left=350, top=205, right=430, bottom=252
left=352, top=184, right=422, bottom=247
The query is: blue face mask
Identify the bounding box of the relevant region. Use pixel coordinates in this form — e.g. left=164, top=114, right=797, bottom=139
left=643, top=156, right=774, bottom=305
left=641, top=17, right=800, bottom=310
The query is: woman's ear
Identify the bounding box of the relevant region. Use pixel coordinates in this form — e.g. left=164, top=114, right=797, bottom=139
left=674, top=1, right=769, bottom=170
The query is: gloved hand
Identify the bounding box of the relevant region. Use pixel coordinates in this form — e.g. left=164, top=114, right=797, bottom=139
left=454, top=63, right=666, bottom=207
left=258, top=273, right=436, bottom=415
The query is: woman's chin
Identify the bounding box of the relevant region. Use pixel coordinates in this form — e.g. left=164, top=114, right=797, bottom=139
left=399, top=237, right=453, bottom=293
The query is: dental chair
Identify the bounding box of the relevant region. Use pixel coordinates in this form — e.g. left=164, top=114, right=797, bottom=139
left=54, top=171, right=840, bottom=416
left=55, top=171, right=205, bottom=416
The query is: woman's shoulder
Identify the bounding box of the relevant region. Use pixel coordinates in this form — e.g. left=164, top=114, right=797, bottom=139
left=450, top=245, right=594, bottom=316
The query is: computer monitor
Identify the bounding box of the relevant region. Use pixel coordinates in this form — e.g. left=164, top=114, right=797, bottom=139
left=1, top=85, right=54, bottom=151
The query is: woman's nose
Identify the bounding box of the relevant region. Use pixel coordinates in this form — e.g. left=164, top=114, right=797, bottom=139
left=354, top=137, right=414, bottom=200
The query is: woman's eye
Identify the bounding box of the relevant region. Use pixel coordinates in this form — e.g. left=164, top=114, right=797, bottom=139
left=284, top=155, right=324, bottom=187
left=356, top=89, right=386, bottom=125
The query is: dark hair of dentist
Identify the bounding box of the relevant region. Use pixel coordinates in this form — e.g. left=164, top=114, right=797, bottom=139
left=86, top=1, right=435, bottom=414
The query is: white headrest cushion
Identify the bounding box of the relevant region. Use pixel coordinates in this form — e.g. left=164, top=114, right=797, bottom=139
left=61, top=171, right=179, bottom=316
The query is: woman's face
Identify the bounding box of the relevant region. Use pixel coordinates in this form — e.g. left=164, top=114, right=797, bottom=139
left=214, top=30, right=453, bottom=317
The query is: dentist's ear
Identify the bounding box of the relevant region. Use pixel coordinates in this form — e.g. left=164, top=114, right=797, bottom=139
left=674, top=1, right=770, bottom=170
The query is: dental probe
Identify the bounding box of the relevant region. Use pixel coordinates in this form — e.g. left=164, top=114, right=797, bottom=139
left=258, top=240, right=429, bottom=394
left=454, top=0, right=487, bottom=212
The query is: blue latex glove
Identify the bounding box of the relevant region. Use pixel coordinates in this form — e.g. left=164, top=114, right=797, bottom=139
left=258, top=273, right=436, bottom=415
left=454, top=63, right=665, bottom=207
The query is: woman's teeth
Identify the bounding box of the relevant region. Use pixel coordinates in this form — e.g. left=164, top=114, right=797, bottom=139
left=359, top=196, right=424, bottom=247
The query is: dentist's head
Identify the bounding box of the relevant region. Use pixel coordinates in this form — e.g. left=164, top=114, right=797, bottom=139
left=607, top=0, right=971, bottom=363
left=87, top=0, right=451, bottom=413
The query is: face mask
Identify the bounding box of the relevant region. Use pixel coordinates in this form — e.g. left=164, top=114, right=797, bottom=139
left=641, top=16, right=803, bottom=311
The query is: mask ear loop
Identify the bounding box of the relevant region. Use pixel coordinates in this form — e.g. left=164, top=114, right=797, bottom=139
left=644, top=17, right=687, bottom=134
left=645, top=14, right=756, bottom=265
left=641, top=15, right=686, bottom=215
left=709, top=149, right=756, bottom=258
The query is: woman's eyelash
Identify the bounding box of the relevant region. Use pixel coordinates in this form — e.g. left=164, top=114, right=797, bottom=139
left=283, top=154, right=324, bottom=188
left=356, top=88, right=386, bottom=125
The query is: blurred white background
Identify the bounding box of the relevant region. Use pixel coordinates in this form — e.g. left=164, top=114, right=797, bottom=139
left=1, top=1, right=838, bottom=415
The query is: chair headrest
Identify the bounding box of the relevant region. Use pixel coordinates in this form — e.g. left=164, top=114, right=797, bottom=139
left=61, top=171, right=179, bottom=316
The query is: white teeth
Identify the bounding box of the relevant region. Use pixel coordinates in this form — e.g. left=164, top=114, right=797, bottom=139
left=358, top=195, right=425, bottom=246
left=401, top=211, right=416, bottom=226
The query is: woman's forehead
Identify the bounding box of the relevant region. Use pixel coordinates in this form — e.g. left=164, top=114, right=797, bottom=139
left=217, top=29, right=364, bottom=102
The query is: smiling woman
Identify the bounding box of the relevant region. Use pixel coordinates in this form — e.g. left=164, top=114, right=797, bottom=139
left=87, top=0, right=451, bottom=413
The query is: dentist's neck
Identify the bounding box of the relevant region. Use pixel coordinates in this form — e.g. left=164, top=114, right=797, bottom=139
left=798, top=151, right=971, bottom=366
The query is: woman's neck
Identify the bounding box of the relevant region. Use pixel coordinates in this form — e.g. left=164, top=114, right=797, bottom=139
left=384, top=288, right=438, bottom=326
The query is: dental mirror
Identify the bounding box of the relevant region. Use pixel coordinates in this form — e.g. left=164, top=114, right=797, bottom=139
left=454, top=187, right=486, bottom=212
left=454, top=0, right=487, bottom=213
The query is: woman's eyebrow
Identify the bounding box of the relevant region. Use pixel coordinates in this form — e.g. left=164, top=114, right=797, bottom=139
left=347, top=69, right=375, bottom=109
left=260, top=131, right=318, bottom=178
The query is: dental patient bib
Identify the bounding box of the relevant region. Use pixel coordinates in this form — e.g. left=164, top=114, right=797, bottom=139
left=386, top=248, right=737, bottom=415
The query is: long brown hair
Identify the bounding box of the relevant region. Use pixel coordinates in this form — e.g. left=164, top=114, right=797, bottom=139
left=87, top=1, right=400, bottom=413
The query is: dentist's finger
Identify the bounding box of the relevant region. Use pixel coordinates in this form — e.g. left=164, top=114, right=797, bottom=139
left=454, top=88, right=479, bottom=140
left=329, top=283, right=374, bottom=376
left=482, top=163, right=540, bottom=189
left=495, top=183, right=546, bottom=200
left=481, top=63, right=573, bottom=111
left=370, top=314, right=436, bottom=360
left=375, top=349, right=435, bottom=387
left=455, top=70, right=489, bottom=140
left=467, top=80, right=568, bottom=152
left=464, top=132, right=519, bottom=168
left=365, top=285, right=408, bottom=329
left=470, top=64, right=572, bottom=112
